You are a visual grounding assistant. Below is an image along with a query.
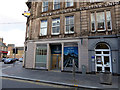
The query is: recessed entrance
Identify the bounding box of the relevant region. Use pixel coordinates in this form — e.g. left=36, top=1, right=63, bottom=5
left=95, top=43, right=112, bottom=72
left=50, top=44, right=62, bottom=70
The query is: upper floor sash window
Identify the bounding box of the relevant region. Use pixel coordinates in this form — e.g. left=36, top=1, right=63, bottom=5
left=66, top=0, right=74, bottom=7
left=53, top=0, right=60, bottom=10
left=42, top=1, right=48, bottom=12
left=52, top=18, right=60, bottom=35
left=65, top=16, right=74, bottom=34
left=40, top=20, right=47, bottom=36
left=90, top=10, right=112, bottom=32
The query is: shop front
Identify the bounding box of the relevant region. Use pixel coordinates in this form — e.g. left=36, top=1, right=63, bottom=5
left=0, top=51, right=8, bottom=58
left=25, top=38, right=89, bottom=72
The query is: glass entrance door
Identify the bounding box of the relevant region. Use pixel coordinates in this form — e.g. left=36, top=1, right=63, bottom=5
left=95, top=43, right=112, bottom=72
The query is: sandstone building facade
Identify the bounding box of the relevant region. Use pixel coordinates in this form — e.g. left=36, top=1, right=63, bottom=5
left=24, top=0, right=120, bottom=74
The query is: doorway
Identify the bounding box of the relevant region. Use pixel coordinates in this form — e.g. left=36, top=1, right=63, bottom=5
left=50, top=44, right=62, bottom=70
left=51, top=54, right=61, bottom=69
left=95, top=43, right=112, bottom=72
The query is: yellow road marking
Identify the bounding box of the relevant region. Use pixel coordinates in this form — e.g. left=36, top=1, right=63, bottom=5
left=2, top=77, right=70, bottom=88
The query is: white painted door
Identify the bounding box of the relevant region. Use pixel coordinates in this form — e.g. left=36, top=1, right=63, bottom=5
left=95, top=50, right=112, bottom=72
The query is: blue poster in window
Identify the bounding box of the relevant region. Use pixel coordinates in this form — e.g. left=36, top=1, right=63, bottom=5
left=64, top=47, right=78, bottom=68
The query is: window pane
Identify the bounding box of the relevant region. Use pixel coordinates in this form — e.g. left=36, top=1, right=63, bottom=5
left=40, top=28, right=47, bottom=36
left=97, top=67, right=102, bottom=72
left=41, top=20, right=47, bottom=28
left=96, top=12, right=105, bottom=30
left=106, top=11, right=112, bottom=30
left=36, top=44, right=47, bottom=68
left=52, top=18, right=60, bottom=34
left=104, top=56, right=109, bottom=64
left=96, top=51, right=101, bottom=54
left=43, top=1, right=48, bottom=12
left=96, top=43, right=109, bottom=49
left=91, top=13, right=95, bottom=31
left=65, top=16, right=74, bottom=33
left=66, top=17, right=69, bottom=25
left=103, top=51, right=109, bottom=54
left=66, top=26, right=69, bottom=32
left=54, top=0, right=60, bottom=10
left=66, top=2, right=73, bottom=7
left=40, top=20, right=47, bottom=36
left=105, top=67, right=110, bottom=72
left=96, top=56, right=102, bottom=64
left=70, top=25, right=74, bottom=32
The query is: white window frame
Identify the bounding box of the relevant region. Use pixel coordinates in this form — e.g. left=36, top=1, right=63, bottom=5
left=90, top=10, right=112, bottom=32
left=65, top=16, right=74, bottom=34
left=52, top=18, right=60, bottom=35
left=42, top=1, right=48, bottom=12
left=40, top=20, right=48, bottom=36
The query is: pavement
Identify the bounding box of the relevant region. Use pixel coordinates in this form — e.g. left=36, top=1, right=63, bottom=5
left=1, top=62, right=120, bottom=90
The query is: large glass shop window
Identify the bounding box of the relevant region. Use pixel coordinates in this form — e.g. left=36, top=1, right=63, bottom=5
left=35, top=44, right=47, bottom=68
left=63, top=46, right=78, bottom=70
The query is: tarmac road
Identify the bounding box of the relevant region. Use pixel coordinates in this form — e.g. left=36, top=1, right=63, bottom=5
left=1, top=77, right=72, bottom=89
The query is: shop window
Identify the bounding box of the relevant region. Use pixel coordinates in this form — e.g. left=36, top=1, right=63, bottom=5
left=52, top=18, right=60, bottom=35
left=63, top=46, right=78, bottom=70
left=65, top=16, right=74, bottom=34
left=40, top=20, right=47, bottom=36
left=42, top=1, right=48, bottom=12
left=35, top=44, right=47, bottom=68
left=53, top=0, right=60, bottom=10
left=90, top=10, right=112, bottom=32
left=66, top=0, right=73, bottom=7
